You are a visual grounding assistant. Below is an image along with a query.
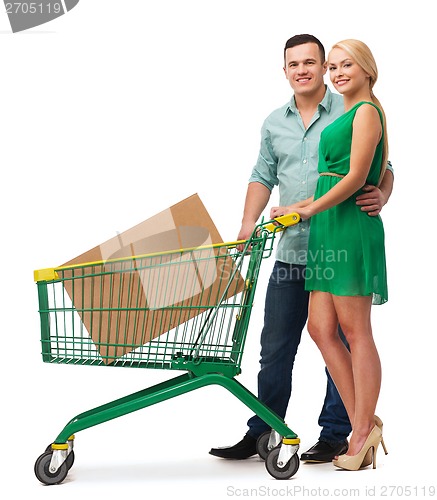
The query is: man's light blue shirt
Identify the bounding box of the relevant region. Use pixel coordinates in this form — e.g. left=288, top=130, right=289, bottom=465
left=249, top=87, right=345, bottom=265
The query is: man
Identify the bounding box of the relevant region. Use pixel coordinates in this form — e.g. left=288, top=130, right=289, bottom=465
left=209, top=34, right=394, bottom=462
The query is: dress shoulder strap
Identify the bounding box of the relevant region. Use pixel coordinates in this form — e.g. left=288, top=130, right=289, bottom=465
left=354, top=101, right=383, bottom=123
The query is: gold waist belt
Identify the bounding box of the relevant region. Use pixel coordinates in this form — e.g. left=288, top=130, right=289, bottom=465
left=319, top=172, right=345, bottom=178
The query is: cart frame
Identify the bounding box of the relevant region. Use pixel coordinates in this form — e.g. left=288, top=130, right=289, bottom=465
left=33, top=214, right=301, bottom=483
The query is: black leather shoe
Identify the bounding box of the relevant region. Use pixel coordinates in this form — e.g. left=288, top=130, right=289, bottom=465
left=300, top=440, right=349, bottom=462
left=209, top=434, right=257, bottom=459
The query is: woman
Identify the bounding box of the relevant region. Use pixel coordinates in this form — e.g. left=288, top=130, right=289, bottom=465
left=271, top=39, right=389, bottom=471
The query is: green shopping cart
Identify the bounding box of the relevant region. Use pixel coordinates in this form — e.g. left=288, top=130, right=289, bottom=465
left=33, top=214, right=301, bottom=484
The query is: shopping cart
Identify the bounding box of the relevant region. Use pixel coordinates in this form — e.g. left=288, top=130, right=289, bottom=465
left=33, top=214, right=301, bottom=484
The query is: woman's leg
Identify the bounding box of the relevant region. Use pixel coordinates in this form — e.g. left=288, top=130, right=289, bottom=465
left=332, top=294, right=381, bottom=456
left=307, top=291, right=356, bottom=425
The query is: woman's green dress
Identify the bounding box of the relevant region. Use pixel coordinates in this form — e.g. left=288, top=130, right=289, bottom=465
left=305, top=101, right=388, bottom=305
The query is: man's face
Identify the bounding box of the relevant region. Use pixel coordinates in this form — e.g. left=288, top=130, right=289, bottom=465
left=283, top=43, right=327, bottom=97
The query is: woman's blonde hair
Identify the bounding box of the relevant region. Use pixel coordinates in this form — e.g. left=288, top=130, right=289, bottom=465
left=332, top=39, right=388, bottom=185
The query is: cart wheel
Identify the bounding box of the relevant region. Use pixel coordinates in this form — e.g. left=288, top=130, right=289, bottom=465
left=265, top=447, right=300, bottom=480
left=256, top=431, right=276, bottom=461
left=34, top=451, right=68, bottom=485
left=45, top=444, right=75, bottom=470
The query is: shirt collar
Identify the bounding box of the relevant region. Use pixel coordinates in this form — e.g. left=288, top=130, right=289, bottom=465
left=285, top=85, right=333, bottom=116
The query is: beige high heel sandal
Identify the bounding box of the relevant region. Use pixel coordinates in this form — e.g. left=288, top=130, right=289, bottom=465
left=360, top=416, right=388, bottom=468
left=333, top=425, right=382, bottom=471
left=374, top=415, right=388, bottom=454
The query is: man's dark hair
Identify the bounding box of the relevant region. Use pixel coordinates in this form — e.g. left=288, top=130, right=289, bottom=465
left=284, top=34, right=325, bottom=63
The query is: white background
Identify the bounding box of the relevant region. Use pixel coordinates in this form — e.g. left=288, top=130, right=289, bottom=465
left=1, top=1, right=435, bottom=498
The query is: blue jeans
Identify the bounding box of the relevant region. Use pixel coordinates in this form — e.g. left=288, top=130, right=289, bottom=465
left=247, top=261, right=351, bottom=444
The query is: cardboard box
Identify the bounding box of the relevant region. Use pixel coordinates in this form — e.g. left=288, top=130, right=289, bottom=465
left=59, top=194, right=245, bottom=363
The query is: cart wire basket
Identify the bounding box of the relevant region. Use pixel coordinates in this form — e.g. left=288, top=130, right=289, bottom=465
left=34, top=214, right=301, bottom=484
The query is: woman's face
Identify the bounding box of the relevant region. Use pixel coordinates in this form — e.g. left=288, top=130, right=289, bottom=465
left=327, top=47, right=369, bottom=96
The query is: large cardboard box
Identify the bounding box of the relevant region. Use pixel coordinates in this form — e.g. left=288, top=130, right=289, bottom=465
left=59, top=194, right=245, bottom=363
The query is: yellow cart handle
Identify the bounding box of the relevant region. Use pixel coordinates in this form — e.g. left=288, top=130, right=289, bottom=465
left=34, top=213, right=302, bottom=282
left=264, top=212, right=301, bottom=232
